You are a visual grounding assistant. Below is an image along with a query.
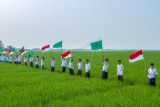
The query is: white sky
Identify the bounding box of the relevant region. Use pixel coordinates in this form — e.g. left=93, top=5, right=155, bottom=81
left=0, top=0, right=160, bottom=49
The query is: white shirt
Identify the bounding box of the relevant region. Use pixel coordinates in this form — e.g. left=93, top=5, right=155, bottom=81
left=14, top=57, right=18, bottom=62
left=6, top=57, right=9, bottom=62
left=24, top=58, right=28, bottom=63
left=85, top=63, right=91, bottom=73
left=69, top=61, right=74, bottom=69
left=62, top=59, right=67, bottom=67
left=9, top=56, right=12, bottom=62
left=35, top=58, right=39, bottom=65
left=41, top=59, right=45, bottom=66
left=103, top=61, right=109, bottom=72
left=148, top=68, right=157, bottom=78
left=51, top=60, right=55, bottom=67
left=117, top=64, right=124, bottom=76
left=18, top=56, right=22, bottom=62
left=77, top=62, right=83, bottom=70
left=30, top=57, right=33, bottom=62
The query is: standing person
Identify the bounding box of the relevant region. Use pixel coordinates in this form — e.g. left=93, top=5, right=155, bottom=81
left=24, top=56, right=28, bottom=66
left=18, top=55, right=22, bottom=64
left=102, top=58, right=109, bottom=80
left=14, top=55, right=18, bottom=65
left=77, top=59, right=83, bottom=76
left=41, top=57, right=45, bottom=70
left=148, top=63, right=158, bottom=86
left=6, top=56, right=9, bottom=63
left=30, top=56, right=33, bottom=67
left=61, top=58, right=67, bottom=72
left=117, top=60, right=124, bottom=81
left=69, top=58, right=74, bottom=75
left=51, top=57, right=55, bottom=72
left=35, top=56, right=39, bottom=68
left=85, top=60, right=91, bottom=78
left=9, top=55, right=12, bottom=63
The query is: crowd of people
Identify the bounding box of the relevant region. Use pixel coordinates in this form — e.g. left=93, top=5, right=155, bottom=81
left=0, top=54, right=158, bottom=86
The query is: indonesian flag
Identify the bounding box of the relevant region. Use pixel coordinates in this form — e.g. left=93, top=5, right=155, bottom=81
left=8, top=48, right=15, bottom=55
left=129, top=50, right=144, bottom=63
left=20, top=50, right=27, bottom=56
left=41, top=44, right=50, bottom=52
left=2, top=49, right=7, bottom=54
left=61, top=50, right=72, bottom=59
left=8, top=50, right=13, bottom=55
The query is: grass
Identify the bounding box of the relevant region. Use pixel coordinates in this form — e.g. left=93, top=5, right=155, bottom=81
left=0, top=51, right=160, bottom=107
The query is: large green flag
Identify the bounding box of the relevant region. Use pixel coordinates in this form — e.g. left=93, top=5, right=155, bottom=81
left=28, top=51, right=34, bottom=58
left=91, top=40, right=103, bottom=50
left=53, top=41, right=63, bottom=48
left=0, top=48, right=3, bottom=53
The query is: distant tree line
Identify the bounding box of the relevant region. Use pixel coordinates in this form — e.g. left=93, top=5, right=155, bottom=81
left=0, top=40, right=15, bottom=50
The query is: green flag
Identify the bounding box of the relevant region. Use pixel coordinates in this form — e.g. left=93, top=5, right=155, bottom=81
left=28, top=51, right=34, bottom=58
left=91, top=40, right=103, bottom=50
left=0, top=48, right=3, bottom=53
left=53, top=41, right=63, bottom=48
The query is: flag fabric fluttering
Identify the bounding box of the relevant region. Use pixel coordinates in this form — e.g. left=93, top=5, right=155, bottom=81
left=28, top=51, right=34, bottom=58
left=0, top=48, right=3, bottom=53
left=53, top=41, right=63, bottom=48
left=41, top=45, right=50, bottom=52
left=2, top=49, right=7, bottom=54
left=8, top=48, right=15, bottom=55
left=61, top=50, right=72, bottom=59
left=90, top=40, right=103, bottom=50
left=129, top=50, right=144, bottom=63
left=19, top=47, right=27, bottom=56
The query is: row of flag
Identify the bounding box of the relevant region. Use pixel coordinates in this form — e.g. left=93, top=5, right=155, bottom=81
left=0, top=40, right=144, bottom=63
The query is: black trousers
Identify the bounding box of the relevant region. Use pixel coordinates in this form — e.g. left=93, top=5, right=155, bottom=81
left=51, top=67, right=55, bottom=72
left=36, top=65, right=39, bottom=68
left=30, top=62, right=33, bottom=67
left=41, top=65, right=44, bottom=70
left=69, top=69, right=74, bottom=75
left=86, top=72, right=90, bottom=78
left=62, top=67, right=66, bottom=72
left=25, top=62, right=27, bottom=66
left=149, top=78, right=156, bottom=86
left=102, top=71, right=108, bottom=79
left=77, top=70, right=82, bottom=76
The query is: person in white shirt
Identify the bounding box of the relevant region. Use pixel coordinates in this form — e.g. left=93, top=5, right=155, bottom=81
left=14, top=55, right=18, bottom=65
left=51, top=57, right=55, bottom=72
left=117, top=60, right=124, bottom=81
left=148, top=63, right=157, bottom=86
left=69, top=58, right=74, bottom=75
left=102, top=58, right=109, bottom=80
left=0, top=54, right=1, bottom=62
left=62, top=58, right=67, bottom=72
left=85, top=60, right=91, bottom=78
left=30, top=56, right=33, bottom=67
left=9, top=55, right=12, bottom=63
left=41, top=57, right=45, bottom=70
left=6, top=56, right=9, bottom=63
left=35, top=56, right=39, bottom=68
left=24, top=56, right=28, bottom=66
left=18, top=55, right=22, bottom=64
left=77, top=59, right=83, bottom=76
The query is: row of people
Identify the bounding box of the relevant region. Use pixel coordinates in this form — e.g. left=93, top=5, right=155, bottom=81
left=0, top=54, right=158, bottom=86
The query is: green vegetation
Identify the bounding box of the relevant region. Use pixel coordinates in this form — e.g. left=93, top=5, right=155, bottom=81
left=0, top=51, right=160, bottom=107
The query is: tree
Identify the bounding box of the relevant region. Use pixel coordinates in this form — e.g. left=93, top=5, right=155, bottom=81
left=6, top=45, right=13, bottom=50
left=0, top=40, right=4, bottom=49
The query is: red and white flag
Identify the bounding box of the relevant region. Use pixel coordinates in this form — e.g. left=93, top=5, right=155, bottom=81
left=129, top=50, right=144, bottom=63
left=61, top=50, right=72, bottom=59
left=20, top=50, right=27, bottom=56
left=41, top=45, right=50, bottom=52
left=2, top=49, right=7, bottom=54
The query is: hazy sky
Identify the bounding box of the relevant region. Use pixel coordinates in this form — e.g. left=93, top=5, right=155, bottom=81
left=0, top=0, right=160, bottom=49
